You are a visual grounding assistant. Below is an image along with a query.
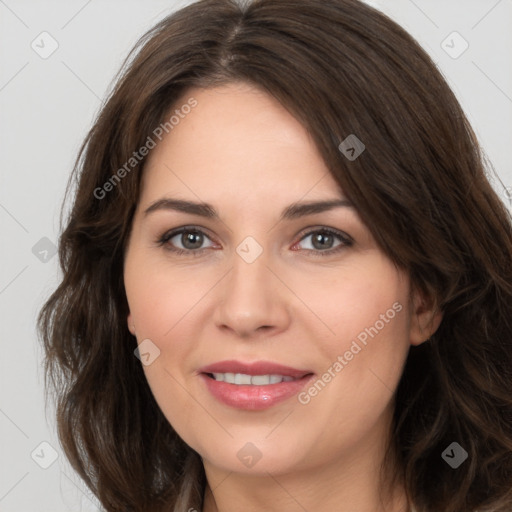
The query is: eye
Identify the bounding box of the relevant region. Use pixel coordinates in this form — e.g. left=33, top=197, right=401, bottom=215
left=157, top=226, right=353, bottom=257
left=157, top=227, right=216, bottom=256
left=292, top=228, right=352, bottom=256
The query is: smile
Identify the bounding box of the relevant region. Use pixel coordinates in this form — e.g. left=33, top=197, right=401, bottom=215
left=208, top=372, right=296, bottom=385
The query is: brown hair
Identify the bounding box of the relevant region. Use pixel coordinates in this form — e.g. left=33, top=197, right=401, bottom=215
left=38, top=0, right=512, bottom=510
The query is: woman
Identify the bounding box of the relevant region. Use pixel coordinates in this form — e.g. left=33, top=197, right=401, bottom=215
left=38, top=0, right=512, bottom=511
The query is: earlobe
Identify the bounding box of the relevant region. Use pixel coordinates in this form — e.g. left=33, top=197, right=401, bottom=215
left=127, top=313, right=136, bottom=336
left=409, top=286, right=443, bottom=346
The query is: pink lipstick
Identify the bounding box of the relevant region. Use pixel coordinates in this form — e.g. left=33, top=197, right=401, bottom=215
left=198, top=360, right=315, bottom=410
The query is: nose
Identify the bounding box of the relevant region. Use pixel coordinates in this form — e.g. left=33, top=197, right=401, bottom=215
left=213, top=248, right=291, bottom=339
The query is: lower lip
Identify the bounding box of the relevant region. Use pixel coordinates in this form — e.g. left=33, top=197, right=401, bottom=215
left=200, top=373, right=315, bottom=410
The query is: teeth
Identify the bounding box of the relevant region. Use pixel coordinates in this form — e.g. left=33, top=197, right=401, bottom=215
left=235, top=373, right=251, bottom=385
left=211, top=372, right=295, bottom=385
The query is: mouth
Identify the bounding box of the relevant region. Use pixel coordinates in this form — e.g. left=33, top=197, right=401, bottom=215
left=205, top=372, right=300, bottom=385
left=198, top=360, right=315, bottom=410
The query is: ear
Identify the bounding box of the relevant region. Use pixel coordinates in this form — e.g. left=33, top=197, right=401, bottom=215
left=127, top=313, right=136, bottom=336
left=409, top=285, right=443, bottom=346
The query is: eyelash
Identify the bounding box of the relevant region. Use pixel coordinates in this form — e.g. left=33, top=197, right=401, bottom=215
left=156, top=226, right=353, bottom=258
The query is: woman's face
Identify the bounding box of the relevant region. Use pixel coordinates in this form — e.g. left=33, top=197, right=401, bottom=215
left=123, top=82, right=436, bottom=477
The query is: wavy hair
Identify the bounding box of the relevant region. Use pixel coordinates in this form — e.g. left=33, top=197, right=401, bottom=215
left=38, top=0, right=512, bottom=510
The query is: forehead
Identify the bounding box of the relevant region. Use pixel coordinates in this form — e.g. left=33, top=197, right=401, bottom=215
left=140, top=83, right=342, bottom=205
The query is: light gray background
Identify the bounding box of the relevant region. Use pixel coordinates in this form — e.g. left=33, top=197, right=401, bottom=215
left=1, top=1, right=511, bottom=511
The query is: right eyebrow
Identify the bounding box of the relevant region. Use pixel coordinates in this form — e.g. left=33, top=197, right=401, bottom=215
left=144, top=198, right=217, bottom=218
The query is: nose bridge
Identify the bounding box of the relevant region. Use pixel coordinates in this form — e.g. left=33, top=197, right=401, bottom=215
left=228, top=239, right=272, bottom=307
left=213, top=237, right=289, bottom=336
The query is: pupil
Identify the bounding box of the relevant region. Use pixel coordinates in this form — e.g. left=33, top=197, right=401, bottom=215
left=183, top=231, right=203, bottom=249
left=312, top=232, right=332, bottom=250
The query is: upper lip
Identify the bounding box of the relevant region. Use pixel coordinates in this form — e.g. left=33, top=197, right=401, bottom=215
left=199, top=360, right=313, bottom=379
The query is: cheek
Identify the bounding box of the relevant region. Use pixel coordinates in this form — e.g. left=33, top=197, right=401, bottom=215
left=296, top=257, right=410, bottom=416
left=302, top=255, right=409, bottom=357
left=125, top=270, right=199, bottom=439
left=124, top=253, right=204, bottom=339
left=124, top=255, right=210, bottom=419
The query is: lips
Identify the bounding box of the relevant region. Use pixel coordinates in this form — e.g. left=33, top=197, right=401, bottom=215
left=199, top=360, right=312, bottom=379
left=198, top=360, right=315, bottom=410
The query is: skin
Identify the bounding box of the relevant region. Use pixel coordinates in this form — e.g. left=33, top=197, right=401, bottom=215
left=123, top=82, right=442, bottom=512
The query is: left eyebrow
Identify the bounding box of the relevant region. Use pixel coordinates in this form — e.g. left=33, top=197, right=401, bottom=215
left=281, top=199, right=354, bottom=220
left=143, top=197, right=354, bottom=221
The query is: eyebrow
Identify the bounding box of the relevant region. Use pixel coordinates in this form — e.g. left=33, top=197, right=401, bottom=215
left=143, top=197, right=353, bottom=221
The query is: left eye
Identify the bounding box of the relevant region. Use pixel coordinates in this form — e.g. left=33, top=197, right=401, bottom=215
left=293, top=228, right=352, bottom=253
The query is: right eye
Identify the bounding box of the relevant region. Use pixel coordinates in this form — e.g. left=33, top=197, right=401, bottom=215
left=157, top=227, right=217, bottom=256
